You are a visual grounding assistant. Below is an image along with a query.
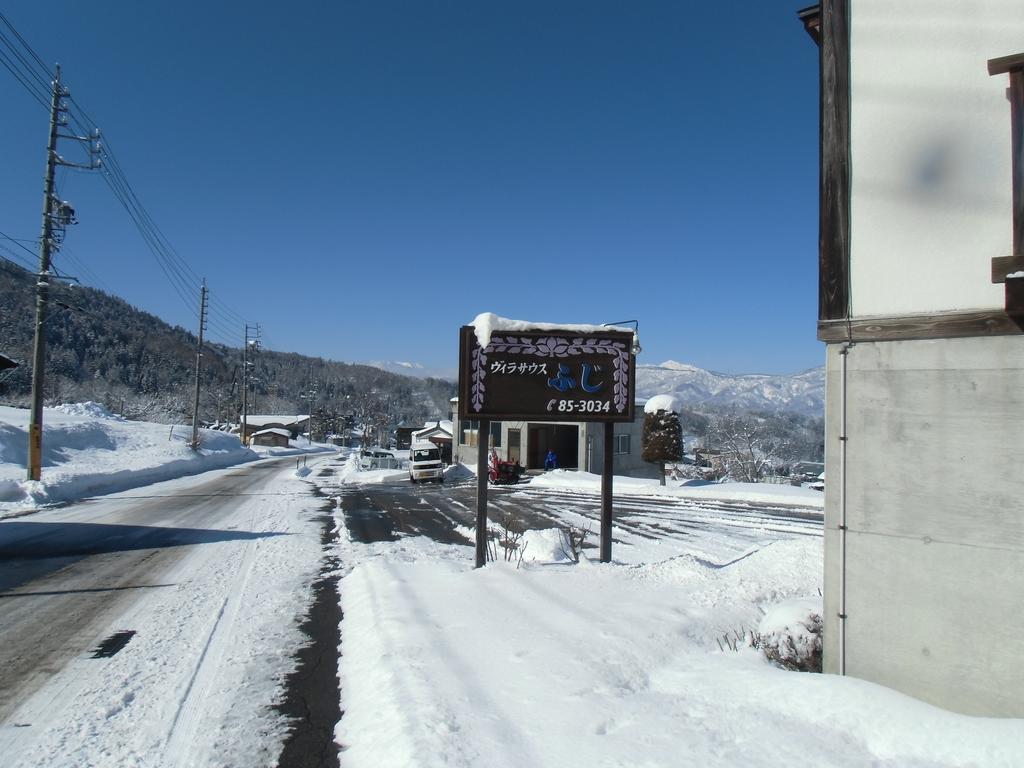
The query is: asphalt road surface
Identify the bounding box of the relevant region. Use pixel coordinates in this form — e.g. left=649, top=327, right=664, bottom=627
left=0, top=457, right=303, bottom=723
left=328, top=471, right=822, bottom=552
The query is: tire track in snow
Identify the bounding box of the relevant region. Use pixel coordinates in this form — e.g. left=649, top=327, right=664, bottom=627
left=163, top=506, right=263, bottom=767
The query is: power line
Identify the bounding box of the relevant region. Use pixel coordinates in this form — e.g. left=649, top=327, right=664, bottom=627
left=0, top=243, right=35, bottom=271
left=0, top=228, right=38, bottom=259
left=0, top=45, right=48, bottom=109
left=58, top=245, right=112, bottom=293
left=0, top=10, right=52, bottom=80
left=0, top=27, right=49, bottom=91
left=0, top=13, right=254, bottom=348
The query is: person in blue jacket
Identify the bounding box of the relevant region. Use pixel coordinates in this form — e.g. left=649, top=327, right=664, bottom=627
left=544, top=449, right=557, bottom=470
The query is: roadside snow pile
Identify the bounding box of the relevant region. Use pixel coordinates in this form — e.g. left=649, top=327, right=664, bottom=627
left=520, top=528, right=575, bottom=563
left=333, top=451, right=406, bottom=485
left=0, top=404, right=257, bottom=516
left=443, top=462, right=474, bottom=483
left=756, top=596, right=823, bottom=672
left=53, top=401, right=121, bottom=419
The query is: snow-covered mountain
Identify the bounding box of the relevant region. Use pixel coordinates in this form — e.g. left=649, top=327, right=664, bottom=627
left=365, top=357, right=825, bottom=415
left=636, top=361, right=825, bottom=416
left=367, top=360, right=458, bottom=380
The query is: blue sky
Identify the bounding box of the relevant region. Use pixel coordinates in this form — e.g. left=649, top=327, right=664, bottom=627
left=0, top=1, right=821, bottom=376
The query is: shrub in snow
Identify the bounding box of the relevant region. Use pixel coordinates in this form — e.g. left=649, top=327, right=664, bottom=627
left=487, top=511, right=528, bottom=567
left=557, top=522, right=590, bottom=563
left=754, top=597, right=823, bottom=672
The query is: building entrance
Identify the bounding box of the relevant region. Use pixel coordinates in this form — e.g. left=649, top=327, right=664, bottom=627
left=527, top=424, right=579, bottom=470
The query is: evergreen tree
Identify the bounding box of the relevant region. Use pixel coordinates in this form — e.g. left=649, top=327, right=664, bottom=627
left=642, top=405, right=683, bottom=486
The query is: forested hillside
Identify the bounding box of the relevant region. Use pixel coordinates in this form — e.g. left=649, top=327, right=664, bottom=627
left=0, top=262, right=455, bottom=430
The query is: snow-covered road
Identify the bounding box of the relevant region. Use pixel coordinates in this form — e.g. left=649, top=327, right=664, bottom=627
left=3, top=424, right=1022, bottom=767
left=0, top=455, right=333, bottom=768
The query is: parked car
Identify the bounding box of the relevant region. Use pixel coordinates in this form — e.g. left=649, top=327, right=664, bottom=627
left=409, top=441, right=444, bottom=483
left=359, top=448, right=395, bottom=470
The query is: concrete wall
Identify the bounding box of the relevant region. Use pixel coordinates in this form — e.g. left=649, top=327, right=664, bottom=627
left=849, top=1, right=1022, bottom=316
left=822, top=336, right=1024, bottom=716
left=585, top=418, right=660, bottom=479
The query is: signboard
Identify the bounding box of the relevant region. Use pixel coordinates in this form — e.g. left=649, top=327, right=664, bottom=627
left=458, top=325, right=636, bottom=422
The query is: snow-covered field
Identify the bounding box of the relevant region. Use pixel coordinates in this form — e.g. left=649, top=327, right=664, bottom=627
left=2, top=404, right=1022, bottom=766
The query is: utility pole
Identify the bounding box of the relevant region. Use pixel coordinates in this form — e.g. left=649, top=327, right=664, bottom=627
left=241, top=330, right=248, bottom=445
left=189, top=280, right=208, bottom=449
left=27, top=66, right=98, bottom=480
left=240, top=323, right=260, bottom=445
left=306, top=365, right=316, bottom=445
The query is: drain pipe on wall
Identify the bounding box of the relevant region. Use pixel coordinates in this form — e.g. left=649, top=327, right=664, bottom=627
left=838, top=342, right=853, bottom=676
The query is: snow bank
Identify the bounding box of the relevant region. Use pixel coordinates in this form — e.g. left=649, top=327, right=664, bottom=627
left=53, top=401, right=120, bottom=419
left=0, top=405, right=326, bottom=517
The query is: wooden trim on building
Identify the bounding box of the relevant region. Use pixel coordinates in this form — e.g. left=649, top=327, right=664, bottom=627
left=1006, top=279, right=1024, bottom=326
left=991, top=254, right=1024, bottom=283
left=797, top=5, right=821, bottom=45
left=988, top=53, right=1023, bottom=324
left=819, top=0, right=851, bottom=322
left=1010, top=69, right=1023, bottom=259
left=818, top=310, right=1024, bottom=342
left=988, top=52, right=1024, bottom=76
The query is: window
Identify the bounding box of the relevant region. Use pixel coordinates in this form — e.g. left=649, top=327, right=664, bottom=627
left=460, top=419, right=479, bottom=446
left=460, top=420, right=500, bottom=448
left=614, top=434, right=630, bottom=455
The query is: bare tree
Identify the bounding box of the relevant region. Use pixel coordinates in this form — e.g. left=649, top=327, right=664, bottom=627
left=704, top=412, right=785, bottom=483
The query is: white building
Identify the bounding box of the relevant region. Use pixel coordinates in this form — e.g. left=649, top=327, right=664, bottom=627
left=451, top=397, right=659, bottom=478
left=805, top=1, right=1024, bottom=716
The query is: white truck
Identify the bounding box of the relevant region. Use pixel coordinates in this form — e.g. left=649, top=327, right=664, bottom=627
left=408, top=441, right=444, bottom=483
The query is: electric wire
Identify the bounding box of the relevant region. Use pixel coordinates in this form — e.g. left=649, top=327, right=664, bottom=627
left=0, top=243, right=35, bottom=271
left=1, top=14, right=256, bottom=347
left=0, top=27, right=49, bottom=90
left=58, top=245, right=113, bottom=293
left=0, top=45, right=49, bottom=109
left=0, top=10, right=52, bottom=80
left=0, top=228, right=38, bottom=260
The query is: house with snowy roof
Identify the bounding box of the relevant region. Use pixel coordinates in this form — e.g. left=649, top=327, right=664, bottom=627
left=412, top=420, right=453, bottom=463
left=249, top=427, right=291, bottom=448
left=451, top=396, right=658, bottom=478
left=802, top=1, right=1024, bottom=716
left=237, top=414, right=310, bottom=443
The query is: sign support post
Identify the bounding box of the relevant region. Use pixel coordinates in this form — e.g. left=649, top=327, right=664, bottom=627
left=601, top=421, right=614, bottom=562
left=475, top=418, right=490, bottom=568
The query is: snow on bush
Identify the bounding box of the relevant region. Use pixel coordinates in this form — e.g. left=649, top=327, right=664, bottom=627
left=755, top=596, right=823, bottom=672
left=643, top=393, right=683, bottom=414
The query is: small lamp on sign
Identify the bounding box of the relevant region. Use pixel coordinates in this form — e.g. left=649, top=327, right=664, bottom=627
left=603, top=319, right=641, bottom=356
